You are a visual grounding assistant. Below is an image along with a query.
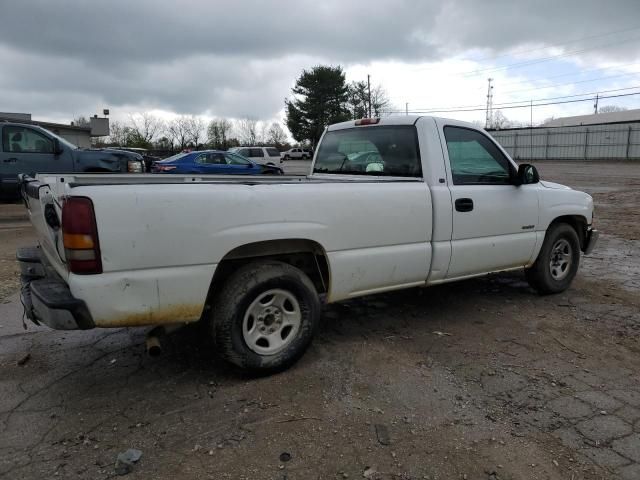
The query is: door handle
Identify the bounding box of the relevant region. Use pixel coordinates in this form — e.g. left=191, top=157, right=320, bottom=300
left=3, top=158, right=18, bottom=163
left=455, top=198, right=474, bottom=212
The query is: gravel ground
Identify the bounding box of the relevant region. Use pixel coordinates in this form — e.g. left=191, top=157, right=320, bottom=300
left=0, top=161, right=639, bottom=480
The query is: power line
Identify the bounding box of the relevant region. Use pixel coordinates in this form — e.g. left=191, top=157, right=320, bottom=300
left=385, top=90, right=640, bottom=114
left=499, top=71, right=639, bottom=95
left=391, top=85, right=640, bottom=113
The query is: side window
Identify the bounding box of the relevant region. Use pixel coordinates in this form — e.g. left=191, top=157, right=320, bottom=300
left=2, top=126, right=54, bottom=154
left=266, top=148, right=280, bottom=157
left=225, top=153, right=250, bottom=165
left=250, top=148, right=264, bottom=157
left=211, top=153, right=226, bottom=164
left=444, top=126, right=513, bottom=185
left=237, top=148, right=250, bottom=157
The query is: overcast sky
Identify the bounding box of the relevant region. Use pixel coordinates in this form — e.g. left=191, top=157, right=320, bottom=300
left=1, top=0, right=639, bottom=129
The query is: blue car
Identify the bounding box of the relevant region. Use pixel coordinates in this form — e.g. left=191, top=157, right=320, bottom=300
left=152, top=150, right=283, bottom=175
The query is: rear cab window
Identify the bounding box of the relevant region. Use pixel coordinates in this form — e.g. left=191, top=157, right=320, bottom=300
left=313, top=126, right=421, bottom=177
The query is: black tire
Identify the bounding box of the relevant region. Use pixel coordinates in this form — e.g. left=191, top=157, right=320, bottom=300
left=302, top=154, right=308, bottom=160
left=526, top=223, right=581, bottom=295
left=284, top=155, right=290, bottom=160
left=210, top=261, right=321, bottom=373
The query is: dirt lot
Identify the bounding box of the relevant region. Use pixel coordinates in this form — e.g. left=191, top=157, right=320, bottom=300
left=0, top=161, right=639, bottom=480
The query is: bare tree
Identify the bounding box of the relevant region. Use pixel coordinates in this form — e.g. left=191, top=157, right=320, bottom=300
left=207, top=118, right=234, bottom=149
left=236, top=118, right=258, bottom=145
left=72, top=116, right=91, bottom=128
left=347, top=81, right=392, bottom=118
left=129, top=112, right=164, bottom=145
left=218, top=118, right=232, bottom=149
left=106, top=120, right=130, bottom=146
left=166, top=116, right=191, bottom=150
left=490, top=110, right=512, bottom=130
left=266, top=122, right=287, bottom=147
left=186, top=115, right=206, bottom=148
left=371, top=85, right=391, bottom=117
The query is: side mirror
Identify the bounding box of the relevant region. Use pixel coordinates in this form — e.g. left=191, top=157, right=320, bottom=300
left=53, top=138, right=64, bottom=155
left=515, top=164, right=539, bottom=185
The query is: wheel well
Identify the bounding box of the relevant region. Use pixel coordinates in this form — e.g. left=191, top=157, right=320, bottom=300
left=205, top=239, right=330, bottom=308
left=548, top=215, right=588, bottom=249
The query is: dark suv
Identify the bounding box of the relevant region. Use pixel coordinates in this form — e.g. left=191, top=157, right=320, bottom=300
left=1, top=123, right=144, bottom=199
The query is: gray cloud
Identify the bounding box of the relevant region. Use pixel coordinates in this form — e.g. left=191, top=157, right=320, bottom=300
left=0, top=0, right=638, bottom=122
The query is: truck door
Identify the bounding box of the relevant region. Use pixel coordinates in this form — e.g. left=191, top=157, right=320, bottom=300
left=0, top=126, right=69, bottom=197
left=440, top=124, right=538, bottom=278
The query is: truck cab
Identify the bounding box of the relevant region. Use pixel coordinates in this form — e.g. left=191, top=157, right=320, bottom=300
left=0, top=122, right=144, bottom=199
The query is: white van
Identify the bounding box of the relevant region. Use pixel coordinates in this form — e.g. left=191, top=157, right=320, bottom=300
left=229, top=146, right=282, bottom=166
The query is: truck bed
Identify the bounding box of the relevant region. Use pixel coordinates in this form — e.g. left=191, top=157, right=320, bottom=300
left=35, top=173, right=421, bottom=188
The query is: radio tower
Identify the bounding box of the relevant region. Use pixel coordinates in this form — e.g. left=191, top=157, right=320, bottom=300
left=485, top=78, right=494, bottom=128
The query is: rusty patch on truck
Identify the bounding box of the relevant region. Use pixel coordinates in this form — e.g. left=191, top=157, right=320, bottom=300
left=94, top=303, right=204, bottom=327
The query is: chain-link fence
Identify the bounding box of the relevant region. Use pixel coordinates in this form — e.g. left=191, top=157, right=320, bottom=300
left=488, top=122, right=640, bottom=161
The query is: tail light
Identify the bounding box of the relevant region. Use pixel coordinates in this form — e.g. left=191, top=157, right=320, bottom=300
left=155, top=164, right=177, bottom=172
left=62, top=197, right=102, bottom=274
left=355, top=118, right=380, bottom=126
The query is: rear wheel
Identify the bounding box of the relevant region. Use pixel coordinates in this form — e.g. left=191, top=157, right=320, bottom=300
left=210, top=261, right=321, bottom=373
left=526, top=223, right=580, bottom=294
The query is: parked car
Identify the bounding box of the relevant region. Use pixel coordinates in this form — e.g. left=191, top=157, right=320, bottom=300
left=0, top=122, right=143, bottom=199
left=281, top=147, right=312, bottom=160
left=108, top=147, right=161, bottom=173
left=151, top=150, right=283, bottom=175
left=228, top=146, right=283, bottom=166
left=18, top=115, right=598, bottom=374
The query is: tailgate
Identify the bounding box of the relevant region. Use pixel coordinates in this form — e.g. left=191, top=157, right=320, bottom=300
left=20, top=175, right=68, bottom=279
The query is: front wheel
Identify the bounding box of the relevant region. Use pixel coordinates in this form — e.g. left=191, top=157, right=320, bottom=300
left=526, top=223, right=580, bottom=294
left=210, top=261, right=321, bottom=373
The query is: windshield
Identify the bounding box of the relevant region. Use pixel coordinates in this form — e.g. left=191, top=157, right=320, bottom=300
left=313, top=126, right=421, bottom=177
left=41, top=128, right=78, bottom=150
left=159, top=152, right=190, bottom=163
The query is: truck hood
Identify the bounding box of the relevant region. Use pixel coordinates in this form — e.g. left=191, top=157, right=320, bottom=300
left=79, top=148, right=142, bottom=160
left=540, top=180, right=572, bottom=190
left=73, top=149, right=143, bottom=169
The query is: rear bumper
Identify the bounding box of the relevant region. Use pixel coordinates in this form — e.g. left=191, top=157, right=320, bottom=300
left=18, top=246, right=94, bottom=330
left=583, top=228, right=599, bottom=255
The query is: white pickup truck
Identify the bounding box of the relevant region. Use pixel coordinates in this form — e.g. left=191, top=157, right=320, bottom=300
left=18, top=116, right=598, bottom=373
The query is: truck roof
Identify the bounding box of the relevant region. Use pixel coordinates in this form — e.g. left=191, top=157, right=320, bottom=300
left=327, top=115, right=478, bottom=131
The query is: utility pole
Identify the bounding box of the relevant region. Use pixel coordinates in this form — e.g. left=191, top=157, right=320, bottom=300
left=367, top=74, right=372, bottom=118
left=594, top=93, right=599, bottom=114
left=530, top=99, right=533, bottom=127
left=485, top=78, right=494, bottom=128
left=405, top=102, right=409, bottom=116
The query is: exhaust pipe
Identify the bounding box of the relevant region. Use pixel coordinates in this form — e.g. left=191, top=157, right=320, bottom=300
left=146, top=335, right=162, bottom=357
left=145, top=324, right=183, bottom=357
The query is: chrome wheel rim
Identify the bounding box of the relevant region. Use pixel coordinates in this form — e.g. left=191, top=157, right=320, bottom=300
left=242, top=289, right=301, bottom=355
left=549, top=239, right=572, bottom=281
